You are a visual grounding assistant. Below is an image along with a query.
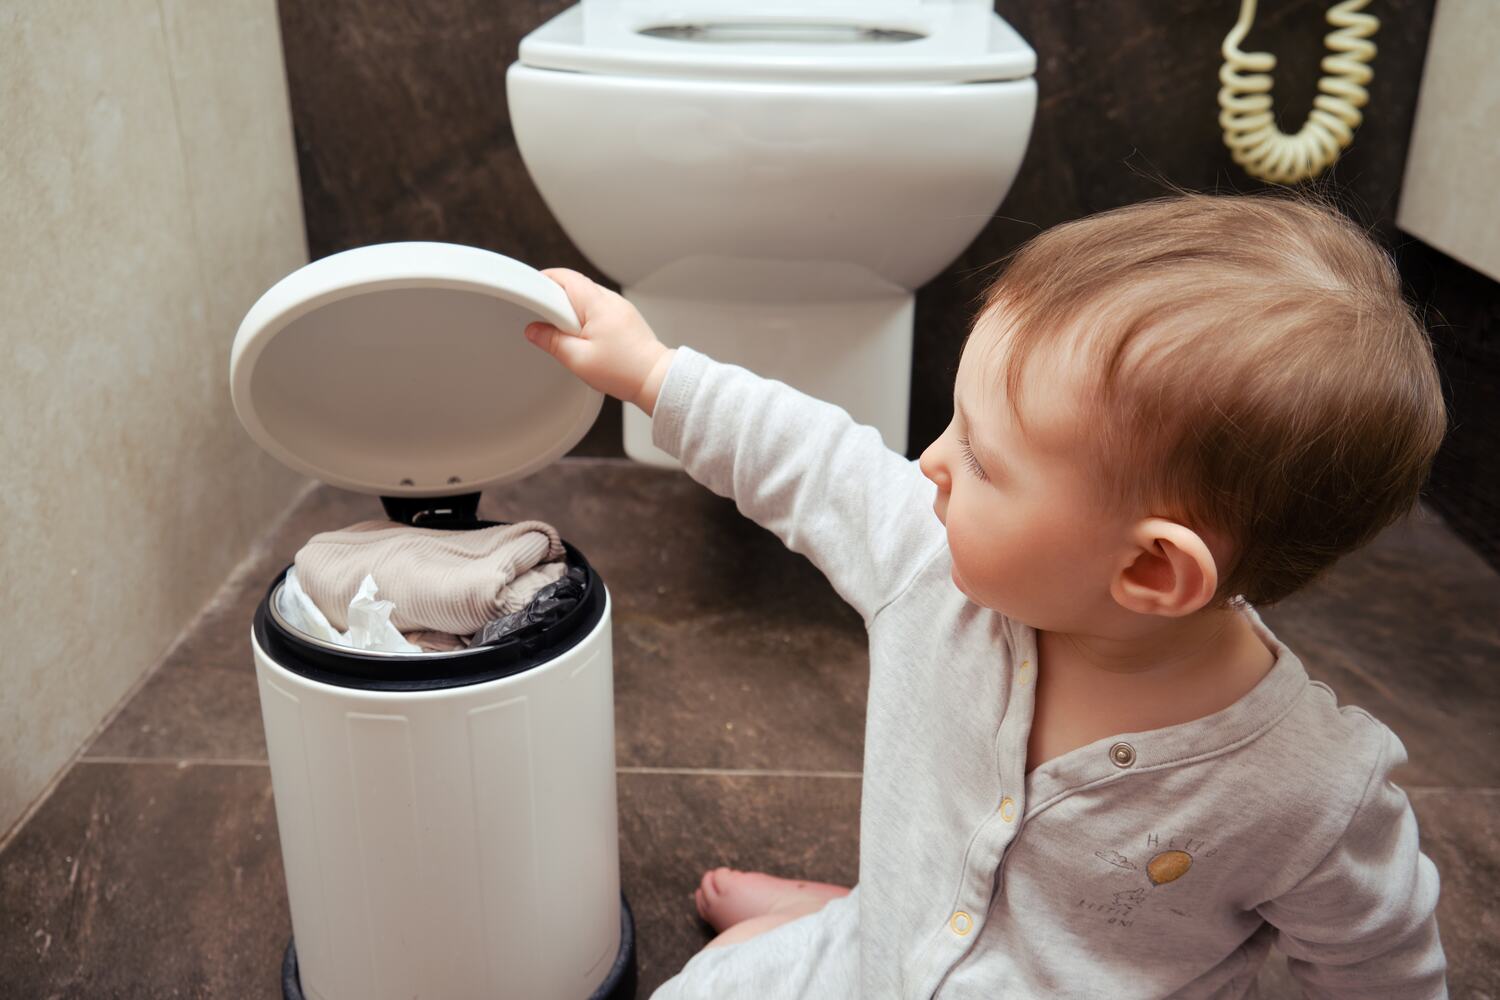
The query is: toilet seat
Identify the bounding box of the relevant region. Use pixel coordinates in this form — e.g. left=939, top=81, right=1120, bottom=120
left=517, top=1, right=1035, bottom=84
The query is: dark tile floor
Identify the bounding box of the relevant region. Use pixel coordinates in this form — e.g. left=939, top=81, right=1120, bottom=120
left=2, top=460, right=1496, bottom=997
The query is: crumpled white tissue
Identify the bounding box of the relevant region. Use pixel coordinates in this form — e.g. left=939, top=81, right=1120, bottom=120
left=276, top=568, right=421, bottom=653
left=343, top=575, right=422, bottom=652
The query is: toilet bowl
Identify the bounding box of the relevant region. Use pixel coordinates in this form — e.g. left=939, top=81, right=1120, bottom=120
left=508, top=0, right=1036, bottom=465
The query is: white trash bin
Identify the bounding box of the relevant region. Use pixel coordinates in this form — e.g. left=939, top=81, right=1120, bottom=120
left=230, top=242, right=636, bottom=1000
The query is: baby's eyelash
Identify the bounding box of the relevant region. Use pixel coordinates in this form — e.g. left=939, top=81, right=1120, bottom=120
left=957, top=436, right=988, bottom=481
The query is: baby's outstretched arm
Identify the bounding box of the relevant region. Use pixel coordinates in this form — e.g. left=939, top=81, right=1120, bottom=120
left=525, top=269, right=944, bottom=624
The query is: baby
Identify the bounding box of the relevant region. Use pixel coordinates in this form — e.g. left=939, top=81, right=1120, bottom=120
left=524, top=194, right=1450, bottom=998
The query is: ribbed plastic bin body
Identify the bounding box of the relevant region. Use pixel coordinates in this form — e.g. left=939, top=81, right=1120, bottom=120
left=255, top=578, right=627, bottom=1000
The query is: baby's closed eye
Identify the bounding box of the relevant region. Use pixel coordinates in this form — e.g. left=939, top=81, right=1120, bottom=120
left=958, top=436, right=989, bottom=481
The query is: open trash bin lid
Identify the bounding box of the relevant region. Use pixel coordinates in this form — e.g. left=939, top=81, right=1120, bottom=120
left=230, top=242, right=601, bottom=497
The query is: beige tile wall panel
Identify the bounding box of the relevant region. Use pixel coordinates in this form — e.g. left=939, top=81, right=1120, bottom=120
left=0, top=0, right=308, bottom=838
left=1397, top=0, right=1500, bottom=280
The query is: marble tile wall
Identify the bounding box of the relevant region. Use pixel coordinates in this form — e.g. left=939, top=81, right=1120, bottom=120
left=1397, top=241, right=1500, bottom=567
left=0, top=0, right=309, bottom=839
left=271, top=0, right=1495, bottom=563
left=1395, top=0, right=1500, bottom=561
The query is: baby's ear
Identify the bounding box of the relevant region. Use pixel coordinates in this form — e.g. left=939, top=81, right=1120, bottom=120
left=1110, top=518, right=1219, bottom=618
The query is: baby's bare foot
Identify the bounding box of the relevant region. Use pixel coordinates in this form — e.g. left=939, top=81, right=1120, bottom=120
left=693, top=868, right=852, bottom=934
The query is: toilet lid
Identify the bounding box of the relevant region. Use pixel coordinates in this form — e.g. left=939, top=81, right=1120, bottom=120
left=517, top=2, right=1035, bottom=85
left=230, top=242, right=603, bottom=498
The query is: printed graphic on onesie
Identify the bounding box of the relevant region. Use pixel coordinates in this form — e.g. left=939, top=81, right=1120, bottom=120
left=1077, top=832, right=1219, bottom=928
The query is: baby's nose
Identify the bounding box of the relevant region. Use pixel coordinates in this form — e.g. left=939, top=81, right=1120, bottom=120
left=919, top=445, right=950, bottom=491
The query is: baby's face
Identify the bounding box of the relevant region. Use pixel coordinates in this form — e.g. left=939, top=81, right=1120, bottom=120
left=919, top=320, right=1128, bottom=630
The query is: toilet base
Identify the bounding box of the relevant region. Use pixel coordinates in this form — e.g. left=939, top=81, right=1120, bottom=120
left=622, top=287, right=914, bottom=468
left=280, top=894, right=638, bottom=1000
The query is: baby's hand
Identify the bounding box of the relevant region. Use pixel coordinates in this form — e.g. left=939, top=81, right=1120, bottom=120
left=524, top=268, right=675, bottom=416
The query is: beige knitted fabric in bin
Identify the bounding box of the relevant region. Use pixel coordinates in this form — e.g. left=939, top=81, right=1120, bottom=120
left=294, top=520, right=567, bottom=636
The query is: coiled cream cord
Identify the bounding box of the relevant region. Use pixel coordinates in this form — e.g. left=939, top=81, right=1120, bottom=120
left=1218, top=0, right=1379, bottom=184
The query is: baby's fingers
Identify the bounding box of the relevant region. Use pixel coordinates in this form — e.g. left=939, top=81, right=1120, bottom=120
left=524, top=321, right=589, bottom=372
left=539, top=268, right=602, bottom=329
left=524, top=321, right=567, bottom=356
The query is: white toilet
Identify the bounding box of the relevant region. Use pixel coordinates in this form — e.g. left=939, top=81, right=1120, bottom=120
left=508, top=0, right=1037, bottom=465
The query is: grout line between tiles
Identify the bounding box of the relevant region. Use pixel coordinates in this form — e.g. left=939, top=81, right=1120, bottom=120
left=617, top=766, right=861, bottom=779
left=79, top=756, right=272, bottom=768
left=555, top=455, right=639, bottom=466
left=64, top=759, right=1500, bottom=796
left=73, top=758, right=863, bottom=779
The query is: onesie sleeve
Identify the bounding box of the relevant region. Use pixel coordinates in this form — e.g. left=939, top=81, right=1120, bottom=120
left=1256, top=723, right=1448, bottom=998
left=650, top=346, right=943, bottom=623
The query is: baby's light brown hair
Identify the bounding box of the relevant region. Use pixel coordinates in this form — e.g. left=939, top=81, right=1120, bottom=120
left=975, top=193, right=1447, bottom=608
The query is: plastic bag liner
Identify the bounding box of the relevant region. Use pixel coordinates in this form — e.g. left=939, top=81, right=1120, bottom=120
left=471, top=565, right=587, bottom=647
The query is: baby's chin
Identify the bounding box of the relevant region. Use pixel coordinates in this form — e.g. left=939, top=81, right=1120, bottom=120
left=949, top=563, right=989, bottom=607
left=950, top=562, right=1020, bottom=618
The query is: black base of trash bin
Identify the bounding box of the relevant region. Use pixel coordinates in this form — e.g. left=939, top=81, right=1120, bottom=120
left=281, top=893, right=637, bottom=1000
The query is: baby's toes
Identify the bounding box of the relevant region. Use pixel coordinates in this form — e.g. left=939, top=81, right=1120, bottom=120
left=698, top=868, right=715, bottom=901
left=701, top=866, right=731, bottom=901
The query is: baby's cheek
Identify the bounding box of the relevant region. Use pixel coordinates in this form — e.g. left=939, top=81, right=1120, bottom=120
left=948, top=523, right=1000, bottom=588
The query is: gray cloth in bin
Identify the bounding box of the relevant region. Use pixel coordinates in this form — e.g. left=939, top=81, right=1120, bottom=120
left=471, top=566, right=588, bottom=647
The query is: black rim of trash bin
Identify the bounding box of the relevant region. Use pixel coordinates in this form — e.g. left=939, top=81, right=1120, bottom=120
left=280, top=892, right=638, bottom=1000
left=254, top=534, right=606, bottom=692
